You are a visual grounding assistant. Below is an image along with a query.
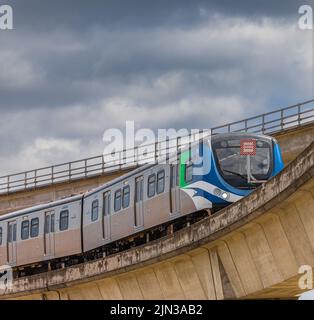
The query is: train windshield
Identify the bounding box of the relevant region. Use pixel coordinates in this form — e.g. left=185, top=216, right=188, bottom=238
left=212, top=137, right=273, bottom=189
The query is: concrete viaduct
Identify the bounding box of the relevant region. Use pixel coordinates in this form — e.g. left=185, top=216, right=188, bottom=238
left=0, top=101, right=313, bottom=299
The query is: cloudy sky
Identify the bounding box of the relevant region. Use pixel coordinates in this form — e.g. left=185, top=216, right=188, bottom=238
left=0, top=0, right=313, bottom=175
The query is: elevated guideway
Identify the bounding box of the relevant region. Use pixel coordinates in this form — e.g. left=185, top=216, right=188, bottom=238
left=0, top=99, right=313, bottom=300
left=1, top=136, right=314, bottom=300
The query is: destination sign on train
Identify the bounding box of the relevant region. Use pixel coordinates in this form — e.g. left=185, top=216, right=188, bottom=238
left=240, top=139, right=257, bottom=156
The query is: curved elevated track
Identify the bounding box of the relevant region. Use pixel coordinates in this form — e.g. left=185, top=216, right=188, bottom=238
left=1, top=138, right=314, bottom=300
left=0, top=100, right=313, bottom=300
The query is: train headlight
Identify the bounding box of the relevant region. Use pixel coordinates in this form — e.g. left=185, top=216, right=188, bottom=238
left=214, top=188, right=230, bottom=200
left=221, top=192, right=230, bottom=200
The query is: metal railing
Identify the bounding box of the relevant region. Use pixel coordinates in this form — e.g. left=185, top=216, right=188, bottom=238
left=211, top=99, right=314, bottom=135
left=0, top=99, right=313, bottom=194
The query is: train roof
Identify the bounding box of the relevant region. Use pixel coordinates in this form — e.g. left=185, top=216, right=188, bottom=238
left=84, top=163, right=156, bottom=197
left=211, top=132, right=275, bottom=141
left=0, top=194, right=83, bottom=222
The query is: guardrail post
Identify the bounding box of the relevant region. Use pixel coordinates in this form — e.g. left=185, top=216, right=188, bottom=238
left=34, top=170, right=37, bottom=188
left=84, top=160, right=87, bottom=177
left=52, top=166, right=54, bottom=184
left=135, top=146, right=138, bottom=166
left=177, top=136, right=181, bottom=164
left=281, top=109, right=284, bottom=130
left=188, top=133, right=192, bottom=161
left=298, top=104, right=301, bottom=126
left=102, top=156, right=105, bottom=174
left=123, top=149, right=126, bottom=168
left=165, top=137, right=169, bottom=163
left=69, top=163, right=72, bottom=181
left=7, top=175, right=10, bottom=193
left=24, top=172, right=27, bottom=190
left=262, top=115, right=265, bottom=134
left=155, top=141, right=158, bottom=164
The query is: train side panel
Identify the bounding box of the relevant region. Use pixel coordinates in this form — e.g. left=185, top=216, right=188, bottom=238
left=83, top=193, right=106, bottom=252
left=0, top=198, right=82, bottom=268
left=82, top=164, right=198, bottom=253
left=16, top=212, right=44, bottom=267
left=53, top=200, right=82, bottom=259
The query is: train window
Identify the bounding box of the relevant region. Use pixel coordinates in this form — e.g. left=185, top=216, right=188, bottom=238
left=13, top=223, right=16, bottom=241
left=31, top=218, right=39, bottom=238
left=148, top=174, right=156, bottom=198
left=45, top=215, right=50, bottom=234
left=59, top=210, right=69, bottom=231
left=51, top=214, right=55, bottom=233
left=45, top=214, right=55, bottom=233
left=0, top=227, right=2, bottom=245
left=21, top=220, right=30, bottom=240
left=91, top=200, right=99, bottom=221
left=157, top=170, right=165, bottom=194
left=8, top=223, right=16, bottom=243
left=103, top=191, right=111, bottom=216
left=8, top=226, right=11, bottom=242
left=122, top=186, right=130, bottom=208
left=175, top=165, right=179, bottom=186
left=170, top=165, right=175, bottom=188
left=185, top=161, right=193, bottom=182
left=135, top=177, right=143, bottom=202
left=8, top=225, right=11, bottom=243
left=114, top=189, right=122, bottom=212
left=8, top=225, right=12, bottom=243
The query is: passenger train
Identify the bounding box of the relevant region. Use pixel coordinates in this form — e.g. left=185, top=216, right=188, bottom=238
left=0, top=133, right=284, bottom=276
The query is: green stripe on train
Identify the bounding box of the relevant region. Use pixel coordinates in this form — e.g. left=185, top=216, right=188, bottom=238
left=179, top=150, right=191, bottom=188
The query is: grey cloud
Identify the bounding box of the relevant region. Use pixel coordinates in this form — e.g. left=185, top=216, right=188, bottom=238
left=7, top=0, right=312, bottom=32
left=0, top=1, right=312, bottom=175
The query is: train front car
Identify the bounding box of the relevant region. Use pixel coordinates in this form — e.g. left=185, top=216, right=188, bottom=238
left=179, top=133, right=284, bottom=212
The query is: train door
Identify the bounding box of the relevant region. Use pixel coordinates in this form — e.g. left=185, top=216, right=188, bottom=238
left=103, top=191, right=111, bottom=241
left=170, top=165, right=181, bottom=214
left=134, top=176, right=144, bottom=227
left=7, top=221, right=17, bottom=265
left=44, top=211, right=55, bottom=257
